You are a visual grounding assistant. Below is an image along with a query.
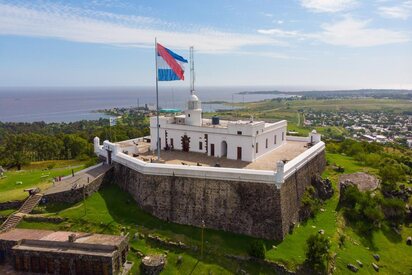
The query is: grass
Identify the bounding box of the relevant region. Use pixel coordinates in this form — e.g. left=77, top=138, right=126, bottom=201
left=14, top=152, right=412, bottom=274
left=0, top=160, right=87, bottom=202
left=22, top=184, right=278, bottom=274
left=266, top=152, right=412, bottom=274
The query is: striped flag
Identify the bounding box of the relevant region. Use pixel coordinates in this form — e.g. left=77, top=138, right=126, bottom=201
left=157, top=43, right=188, bottom=81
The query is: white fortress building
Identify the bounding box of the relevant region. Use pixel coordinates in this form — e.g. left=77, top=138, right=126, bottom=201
left=150, top=92, right=289, bottom=162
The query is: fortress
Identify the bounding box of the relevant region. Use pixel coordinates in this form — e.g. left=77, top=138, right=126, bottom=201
left=94, top=92, right=326, bottom=240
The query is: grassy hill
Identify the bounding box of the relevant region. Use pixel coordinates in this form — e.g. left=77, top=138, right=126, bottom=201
left=8, top=152, right=411, bottom=274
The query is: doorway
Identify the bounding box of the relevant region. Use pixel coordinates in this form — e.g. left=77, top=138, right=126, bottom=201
left=210, top=143, right=215, bottom=156
left=237, top=147, right=242, bottom=160
left=221, top=141, right=227, bottom=157
left=181, top=135, right=190, bottom=152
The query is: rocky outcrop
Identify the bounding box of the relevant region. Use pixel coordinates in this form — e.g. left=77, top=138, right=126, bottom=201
left=312, top=175, right=334, bottom=201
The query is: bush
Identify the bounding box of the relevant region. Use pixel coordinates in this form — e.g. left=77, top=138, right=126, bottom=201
left=381, top=198, right=405, bottom=225
left=247, top=240, right=265, bottom=259
left=305, top=233, right=330, bottom=273
left=301, top=186, right=320, bottom=218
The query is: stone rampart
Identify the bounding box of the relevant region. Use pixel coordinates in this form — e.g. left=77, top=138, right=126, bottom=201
left=113, top=163, right=284, bottom=239
left=43, top=168, right=113, bottom=204
left=96, top=137, right=326, bottom=240
left=279, top=150, right=326, bottom=236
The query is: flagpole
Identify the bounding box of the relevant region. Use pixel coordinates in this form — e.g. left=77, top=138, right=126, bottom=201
left=155, top=38, right=160, bottom=161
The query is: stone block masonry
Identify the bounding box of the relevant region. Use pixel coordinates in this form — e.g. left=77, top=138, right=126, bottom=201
left=112, top=149, right=325, bottom=240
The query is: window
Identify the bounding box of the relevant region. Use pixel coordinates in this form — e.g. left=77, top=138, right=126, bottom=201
left=274, top=135, right=277, bottom=144
left=237, top=131, right=242, bottom=135
left=282, top=132, right=284, bottom=141
left=188, top=114, right=191, bottom=117
left=256, top=131, right=259, bottom=135
left=256, top=142, right=259, bottom=153
left=265, top=138, right=268, bottom=148
left=199, top=141, right=203, bottom=150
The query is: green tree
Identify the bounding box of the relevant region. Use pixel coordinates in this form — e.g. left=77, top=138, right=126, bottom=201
left=247, top=240, right=265, bottom=259
left=305, top=233, right=331, bottom=273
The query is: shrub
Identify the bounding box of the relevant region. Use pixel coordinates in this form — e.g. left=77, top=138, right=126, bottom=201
left=301, top=186, right=320, bottom=218
left=305, top=233, right=330, bottom=273
left=247, top=240, right=265, bottom=259
left=381, top=198, right=405, bottom=225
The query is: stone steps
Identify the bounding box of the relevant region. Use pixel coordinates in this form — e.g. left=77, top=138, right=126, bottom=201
left=0, top=193, right=42, bottom=233
left=19, top=193, right=42, bottom=214
left=0, top=214, right=22, bottom=232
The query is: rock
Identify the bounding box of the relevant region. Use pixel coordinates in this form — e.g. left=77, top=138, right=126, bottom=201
left=356, top=260, right=363, bottom=267
left=312, top=175, right=334, bottom=200
left=140, top=254, right=166, bottom=275
left=136, top=250, right=145, bottom=258
left=372, top=263, right=379, bottom=272
left=373, top=254, right=380, bottom=261
left=272, top=245, right=277, bottom=249
left=406, top=236, right=412, bottom=246
left=318, top=229, right=325, bottom=235
left=347, top=264, right=358, bottom=272
left=176, top=255, right=183, bottom=266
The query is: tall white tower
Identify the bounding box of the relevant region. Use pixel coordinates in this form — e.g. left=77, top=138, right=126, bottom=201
left=185, top=47, right=202, bottom=126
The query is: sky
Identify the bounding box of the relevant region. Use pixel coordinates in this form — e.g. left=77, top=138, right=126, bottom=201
left=0, top=0, right=411, bottom=89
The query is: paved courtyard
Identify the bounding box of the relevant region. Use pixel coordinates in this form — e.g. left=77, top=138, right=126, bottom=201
left=133, top=141, right=308, bottom=171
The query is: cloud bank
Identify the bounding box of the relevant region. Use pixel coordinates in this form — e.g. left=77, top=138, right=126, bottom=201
left=0, top=2, right=280, bottom=53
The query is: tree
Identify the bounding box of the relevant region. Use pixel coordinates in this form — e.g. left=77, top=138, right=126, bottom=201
left=247, top=240, right=265, bottom=259
left=305, top=233, right=331, bottom=273
left=379, top=162, right=405, bottom=185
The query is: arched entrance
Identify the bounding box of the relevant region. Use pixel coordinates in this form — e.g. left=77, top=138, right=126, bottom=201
left=221, top=140, right=227, bottom=157
left=181, top=135, right=190, bottom=152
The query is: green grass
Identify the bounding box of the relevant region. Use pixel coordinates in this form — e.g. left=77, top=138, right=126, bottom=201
left=15, top=153, right=412, bottom=274
left=266, top=152, right=412, bottom=274
left=22, top=184, right=278, bottom=274
left=0, top=160, right=86, bottom=202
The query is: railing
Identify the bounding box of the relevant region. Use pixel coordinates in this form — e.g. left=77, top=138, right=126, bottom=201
left=95, top=139, right=325, bottom=186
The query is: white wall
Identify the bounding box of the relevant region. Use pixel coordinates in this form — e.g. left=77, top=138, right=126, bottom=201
left=93, top=137, right=325, bottom=187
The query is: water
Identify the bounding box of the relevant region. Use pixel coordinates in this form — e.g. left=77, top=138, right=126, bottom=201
left=0, top=86, right=293, bottom=123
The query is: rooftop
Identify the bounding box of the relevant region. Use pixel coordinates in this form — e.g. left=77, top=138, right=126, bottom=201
left=130, top=140, right=308, bottom=171
left=0, top=228, right=125, bottom=247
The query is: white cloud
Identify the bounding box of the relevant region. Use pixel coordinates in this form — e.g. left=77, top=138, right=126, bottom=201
left=257, top=17, right=410, bottom=47
left=257, top=28, right=299, bottom=37
left=0, top=3, right=281, bottom=53
left=300, top=0, right=357, bottom=13
left=316, top=17, right=410, bottom=46
left=378, top=1, right=412, bottom=20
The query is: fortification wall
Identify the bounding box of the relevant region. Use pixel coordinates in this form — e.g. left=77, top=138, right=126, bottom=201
left=96, top=136, right=326, bottom=240
left=280, top=150, right=326, bottom=237
left=43, top=169, right=113, bottom=204
left=113, top=163, right=284, bottom=240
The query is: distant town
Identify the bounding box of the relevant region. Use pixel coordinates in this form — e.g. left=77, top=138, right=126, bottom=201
left=304, top=110, right=412, bottom=147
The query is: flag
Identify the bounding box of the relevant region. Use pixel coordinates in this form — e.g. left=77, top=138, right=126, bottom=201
left=157, top=43, right=188, bottom=81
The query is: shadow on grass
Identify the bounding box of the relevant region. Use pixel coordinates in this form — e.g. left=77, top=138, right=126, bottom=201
left=381, top=224, right=402, bottom=244
left=98, top=183, right=279, bottom=274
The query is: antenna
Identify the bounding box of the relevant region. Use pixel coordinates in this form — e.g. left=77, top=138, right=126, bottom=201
left=190, top=46, right=195, bottom=94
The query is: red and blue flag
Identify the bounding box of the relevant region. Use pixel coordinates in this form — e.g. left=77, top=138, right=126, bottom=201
left=157, top=43, right=188, bottom=81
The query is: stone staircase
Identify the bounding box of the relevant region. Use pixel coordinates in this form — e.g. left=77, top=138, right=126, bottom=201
left=19, top=193, right=42, bottom=214
left=0, top=193, right=43, bottom=232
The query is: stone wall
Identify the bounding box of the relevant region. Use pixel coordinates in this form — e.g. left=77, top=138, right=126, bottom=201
left=279, top=150, right=326, bottom=237
left=112, top=150, right=326, bottom=240
left=43, top=168, right=113, bottom=204
left=0, top=200, right=23, bottom=211
left=113, top=163, right=284, bottom=240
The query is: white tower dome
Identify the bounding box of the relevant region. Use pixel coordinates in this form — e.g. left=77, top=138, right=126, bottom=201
left=185, top=92, right=202, bottom=126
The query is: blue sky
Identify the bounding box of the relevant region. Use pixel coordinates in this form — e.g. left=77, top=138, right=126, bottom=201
left=0, top=0, right=411, bottom=89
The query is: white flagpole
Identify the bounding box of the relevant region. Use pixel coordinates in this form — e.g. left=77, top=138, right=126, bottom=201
left=155, top=38, right=161, bottom=160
